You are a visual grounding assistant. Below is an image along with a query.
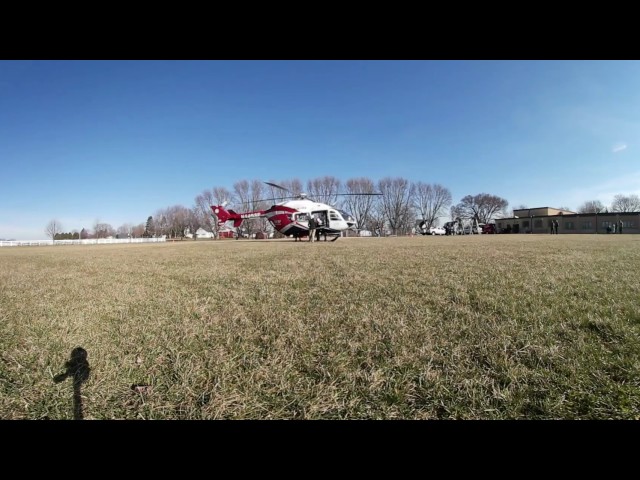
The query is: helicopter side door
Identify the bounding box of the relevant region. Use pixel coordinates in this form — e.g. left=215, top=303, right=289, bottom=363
left=311, top=211, right=329, bottom=229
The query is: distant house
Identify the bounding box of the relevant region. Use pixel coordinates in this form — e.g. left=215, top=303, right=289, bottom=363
left=184, top=227, right=238, bottom=239
left=194, top=228, right=214, bottom=239
left=218, top=226, right=235, bottom=238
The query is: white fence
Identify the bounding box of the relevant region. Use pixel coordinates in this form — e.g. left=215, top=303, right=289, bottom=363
left=0, top=238, right=167, bottom=247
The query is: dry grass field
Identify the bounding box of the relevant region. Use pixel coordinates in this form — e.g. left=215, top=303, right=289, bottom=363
left=1, top=234, right=639, bottom=419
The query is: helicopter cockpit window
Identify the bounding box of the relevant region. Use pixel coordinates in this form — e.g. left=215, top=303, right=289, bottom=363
left=338, top=209, right=354, bottom=222
left=296, top=213, right=310, bottom=222
left=329, top=210, right=341, bottom=221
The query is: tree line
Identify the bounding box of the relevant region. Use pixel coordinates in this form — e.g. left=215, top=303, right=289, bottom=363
left=575, top=195, right=640, bottom=214
left=44, top=177, right=640, bottom=240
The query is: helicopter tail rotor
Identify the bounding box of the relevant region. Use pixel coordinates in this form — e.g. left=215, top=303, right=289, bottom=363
left=211, top=205, right=243, bottom=228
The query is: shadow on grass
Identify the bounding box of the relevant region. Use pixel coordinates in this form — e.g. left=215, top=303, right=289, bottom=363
left=54, top=347, right=91, bottom=420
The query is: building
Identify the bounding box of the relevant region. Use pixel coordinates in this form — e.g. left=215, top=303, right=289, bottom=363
left=496, top=207, right=639, bottom=234
left=194, top=228, right=215, bottom=239
left=185, top=227, right=236, bottom=239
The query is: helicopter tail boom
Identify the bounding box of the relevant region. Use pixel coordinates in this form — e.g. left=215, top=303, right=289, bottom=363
left=211, top=205, right=265, bottom=228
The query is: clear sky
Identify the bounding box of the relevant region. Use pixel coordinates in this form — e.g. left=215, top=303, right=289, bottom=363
left=1, top=60, right=639, bottom=239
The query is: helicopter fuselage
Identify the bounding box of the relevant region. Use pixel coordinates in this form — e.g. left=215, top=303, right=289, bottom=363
left=211, top=199, right=356, bottom=239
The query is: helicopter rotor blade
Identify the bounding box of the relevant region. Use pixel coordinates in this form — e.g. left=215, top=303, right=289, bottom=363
left=336, top=193, right=383, bottom=196
left=254, top=195, right=297, bottom=203
left=262, top=181, right=382, bottom=202
left=264, top=181, right=291, bottom=193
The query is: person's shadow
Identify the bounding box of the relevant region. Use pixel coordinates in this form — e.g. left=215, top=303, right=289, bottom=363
left=54, top=347, right=90, bottom=420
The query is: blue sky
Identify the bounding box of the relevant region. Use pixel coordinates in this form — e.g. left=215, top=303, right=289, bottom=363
left=1, top=60, right=639, bottom=239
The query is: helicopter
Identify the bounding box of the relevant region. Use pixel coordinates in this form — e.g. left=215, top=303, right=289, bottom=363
left=210, top=182, right=381, bottom=241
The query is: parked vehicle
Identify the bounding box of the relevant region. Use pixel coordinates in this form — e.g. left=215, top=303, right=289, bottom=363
left=429, top=226, right=446, bottom=235
left=481, top=223, right=496, bottom=234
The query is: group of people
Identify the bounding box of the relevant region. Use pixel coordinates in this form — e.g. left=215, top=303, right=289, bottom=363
left=607, top=220, right=624, bottom=234
left=293, top=214, right=327, bottom=242
left=307, top=215, right=326, bottom=242
left=549, top=220, right=559, bottom=234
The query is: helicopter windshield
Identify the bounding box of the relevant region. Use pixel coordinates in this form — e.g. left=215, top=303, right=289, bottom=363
left=338, top=209, right=355, bottom=222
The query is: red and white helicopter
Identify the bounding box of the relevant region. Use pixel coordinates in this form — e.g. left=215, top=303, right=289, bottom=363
left=211, top=182, right=381, bottom=241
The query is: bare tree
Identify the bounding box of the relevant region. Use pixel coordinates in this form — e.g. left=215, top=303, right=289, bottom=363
left=398, top=204, right=416, bottom=234
left=369, top=204, right=387, bottom=236
left=132, top=223, right=145, bottom=238
left=46, top=219, right=63, bottom=240
left=116, top=223, right=134, bottom=239
left=93, top=222, right=115, bottom=239
left=185, top=207, right=203, bottom=239
left=250, top=179, right=273, bottom=234
left=191, top=207, right=207, bottom=237
left=212, top=186, right=232, bottom=205
left=307, top=176, right=342, bottom=206
left=450, top=205, right=462, bottom=222
left=412, top=182, right=452, bottom=229
left=454, top=193, right=508, bottom=224
left=164, top=205, right=190, bottom=239
left=195, top=191, right=216, bottom=232
left=611, top=194, right=640, bottom=212
left=343, top=177, right=379, bottom=232
left=233, top=179, right=266, bottom=237
left=577, top=200, right=606, bottom=214
left=195, top=189, right=228, bottom=237
left=378, top=177, right=414, bottom=235
left=200, top=186, right=233, bottom=239
left=233, top=179, right=250, bottom=207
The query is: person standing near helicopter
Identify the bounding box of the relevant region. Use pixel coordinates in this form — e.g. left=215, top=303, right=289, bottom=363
left=315, top=214, right=326, bottom=241
left=308, top=214, right=317, bottom=242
